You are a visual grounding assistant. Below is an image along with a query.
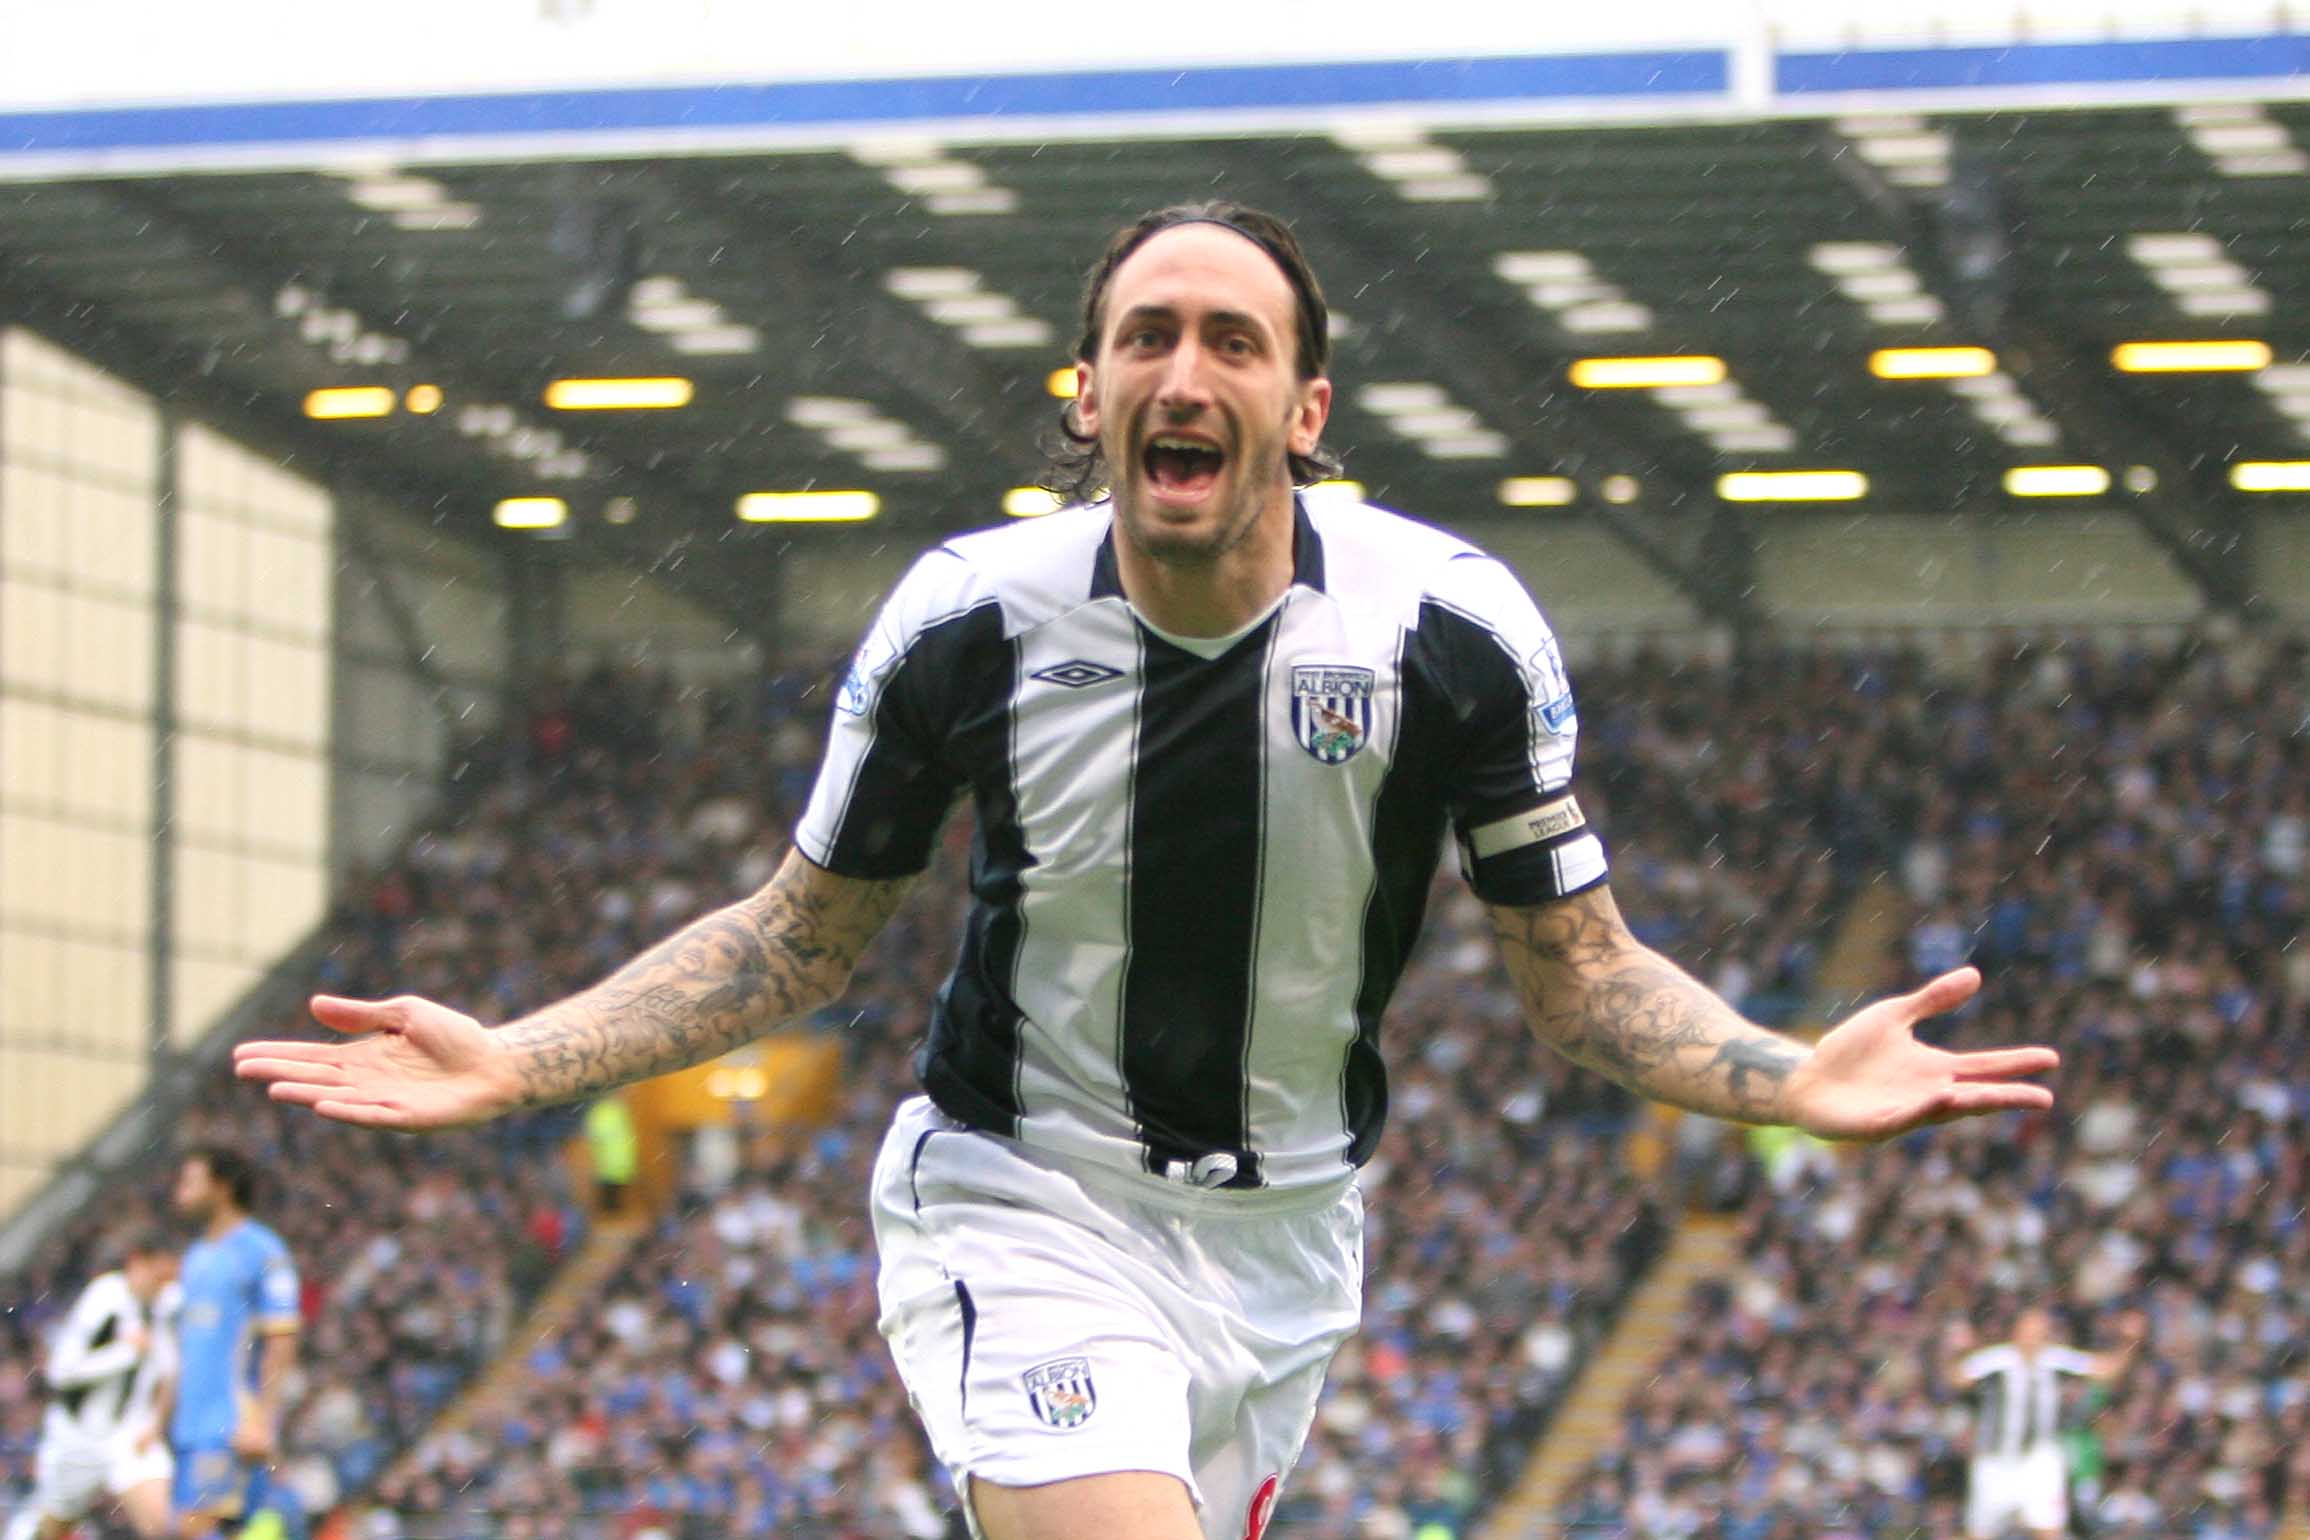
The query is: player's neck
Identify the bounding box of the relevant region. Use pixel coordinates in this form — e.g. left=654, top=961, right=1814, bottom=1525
left=205, top=1208, right=245, bottom=1242
left=1114, top=492, right=1296, bottom=638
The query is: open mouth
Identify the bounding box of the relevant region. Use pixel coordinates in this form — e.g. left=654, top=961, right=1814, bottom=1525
left=1141, top=434, right=1227, bottom=500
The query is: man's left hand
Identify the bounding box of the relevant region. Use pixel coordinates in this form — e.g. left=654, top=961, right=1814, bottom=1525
left=1779, top=967, right=2058, bottom=1141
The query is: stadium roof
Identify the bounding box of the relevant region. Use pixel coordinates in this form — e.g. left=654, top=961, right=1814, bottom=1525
left=5, top=102, right=2306, bottom=624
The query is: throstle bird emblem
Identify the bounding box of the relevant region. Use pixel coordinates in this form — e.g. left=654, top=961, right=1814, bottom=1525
left=1023, top=1358, right=1098, bottom=1429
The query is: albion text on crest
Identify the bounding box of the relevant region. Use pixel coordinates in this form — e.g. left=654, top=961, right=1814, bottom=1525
left=1290, top=664, right=1375, bottom=765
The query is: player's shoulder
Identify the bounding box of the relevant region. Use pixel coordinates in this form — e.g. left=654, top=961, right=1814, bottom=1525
left=234, top=1220, right=291, bottom=1263
left=1306, top=500, right=1543, bottom=626
left=932, top=504, right=1114, bottom=633
left=79, top=1268, right=133, bottom=1308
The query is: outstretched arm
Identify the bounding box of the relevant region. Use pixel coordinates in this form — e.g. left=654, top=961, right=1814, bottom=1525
left=2090, top=1310, right=2150, bottom=1381
left=235, top=850, right=915, bottom=1129
left=1486, top=883, right=2058, bottom=1139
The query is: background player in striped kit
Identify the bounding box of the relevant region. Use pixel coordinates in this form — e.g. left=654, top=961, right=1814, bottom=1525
left=236, top=202, right=2063, bottom=1540
left=3, top=1228, right=178, bottom=1540
left=1945, top=1306, right=2146, bottom=1540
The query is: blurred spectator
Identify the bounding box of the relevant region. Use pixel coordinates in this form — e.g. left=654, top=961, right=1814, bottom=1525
left=585, top=1099, right=640, bottom=1217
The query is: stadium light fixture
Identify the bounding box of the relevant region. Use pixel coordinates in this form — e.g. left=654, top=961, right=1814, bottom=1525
left=630, top=300, right=724, bottom=331
left=493, top=497, right=568, bottom=529
left=403, top=384, right=444, bottom=414
left=1046, top=368, right=1081, bottom=400
left=1358, top=382, right=1450, bottom=414
left=1421, top=434, right=1508, bottom=460
left=736, top=490, right=881, bottom=523
left=925, top=295, right=1019, bottom=326
left=883, top=267, right=982, bottom=299
left=303, top=386, right=396, bottom=419
left=1004, top=487, right=1065, bottom=518
left=668, top=326, right=761, bottom=356
left=863, top=445, right=946, bottom=473
left=1717, top=470, right=1868, bottom=502
left=1569, top=356, right=1728, bottom=389
left=823, top=422, right=917, bottom=452
left=543, top=377, right=695, bottom=411
left=1498, top=476, right=1578, bottom=507
left=2230, top=460, right=2310, bottom=491
left=2004, top=465, right=2111, bottom=497
left=786, top=396, right=880, bottom=427
left=1305, top=479, right=1367, bottom=501
left=2110, top=339, right=2272, bottom=373
left=962, top=319, right=1054, bottom=350
left=1870, top=346, right=1996, bottom=380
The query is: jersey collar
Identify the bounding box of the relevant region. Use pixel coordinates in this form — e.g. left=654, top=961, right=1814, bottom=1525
left=1089, top=494, right=1327, bottom=601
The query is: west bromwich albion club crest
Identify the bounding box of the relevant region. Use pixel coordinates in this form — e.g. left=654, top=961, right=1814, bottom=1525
left=1291, top=664, right=1374, bottom=764
left=1024, top=1357, right=1097, bottom=1429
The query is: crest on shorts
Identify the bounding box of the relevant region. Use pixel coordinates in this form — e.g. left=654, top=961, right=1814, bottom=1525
left=1290, top=664, right=1374, bottom=764
left=1023, top=1357, right=1098, bottom=1429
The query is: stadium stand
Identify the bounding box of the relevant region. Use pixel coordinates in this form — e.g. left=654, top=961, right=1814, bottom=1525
left=1562, top=631, right=2310, bottom=1540
left=17, top=630, right=2298, bottom=1540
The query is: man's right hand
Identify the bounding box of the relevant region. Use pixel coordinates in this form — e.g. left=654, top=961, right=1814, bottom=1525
left=234, top=995, right=520, bottom=1131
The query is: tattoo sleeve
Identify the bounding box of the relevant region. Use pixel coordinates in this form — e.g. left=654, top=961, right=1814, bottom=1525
left=494, top=849, right=914, bottom=1108
left=1486, top=884, right=1808, bottom=1122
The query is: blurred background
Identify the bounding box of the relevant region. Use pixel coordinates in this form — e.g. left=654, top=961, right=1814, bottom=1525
left=1, top=2, right=2307, bottom=1537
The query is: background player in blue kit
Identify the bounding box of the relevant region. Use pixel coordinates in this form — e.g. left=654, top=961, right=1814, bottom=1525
left=168, top=1146, right=300, bottom=1539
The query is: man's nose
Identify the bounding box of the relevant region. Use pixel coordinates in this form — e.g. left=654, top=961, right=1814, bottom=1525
left=1156, top=340, right=1214, bottom=413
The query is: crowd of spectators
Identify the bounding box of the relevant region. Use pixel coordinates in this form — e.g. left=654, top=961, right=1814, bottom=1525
left=1565, top=630, right=2310, bottom=1540
left=21, top=625, right=2281, bottom=1540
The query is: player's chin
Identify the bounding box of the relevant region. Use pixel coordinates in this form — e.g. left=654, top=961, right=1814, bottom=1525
left=1120, top=491, right=1232, bottom=560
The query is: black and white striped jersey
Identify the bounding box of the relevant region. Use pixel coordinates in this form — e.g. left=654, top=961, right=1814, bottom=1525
left=796, top=497, right=1607, bottom=1194
left=1958, top=1343, right=2099, bottom=1457
left=40, top=1271, right=172, bottom=1445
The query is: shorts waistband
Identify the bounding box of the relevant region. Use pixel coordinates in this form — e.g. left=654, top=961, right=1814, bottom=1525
left=905, top=1100, right=1358, bottom=1220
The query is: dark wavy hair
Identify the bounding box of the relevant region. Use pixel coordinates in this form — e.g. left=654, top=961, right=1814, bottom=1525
left=185, top=1143, right=260, bottom=1212
left=1042, top=201, right=1343, bottom=504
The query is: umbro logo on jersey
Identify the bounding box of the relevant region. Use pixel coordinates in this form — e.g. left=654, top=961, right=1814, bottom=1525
left=1031, top=660, right=1124, bottom=689
left=1023, top=1357, right=1098, bottom=1429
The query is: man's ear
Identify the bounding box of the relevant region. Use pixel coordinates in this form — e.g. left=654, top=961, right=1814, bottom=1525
left=1072, top=361, right=1099, bottom=437
left=1288, top=376, right=1333, bottom=458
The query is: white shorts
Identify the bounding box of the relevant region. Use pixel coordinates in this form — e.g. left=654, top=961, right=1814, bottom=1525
left=24, top=1428, right=172, bottom=1523
left=871, top=1096, right=1363, bottom=1540
left=1967, top=1444, right=2068, bottom=1538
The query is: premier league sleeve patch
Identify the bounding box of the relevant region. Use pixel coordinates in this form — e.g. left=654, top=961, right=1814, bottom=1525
left=1290, top=665, right=1375, bottom=764
left=1023, top=1357, right=1098, bottom=1429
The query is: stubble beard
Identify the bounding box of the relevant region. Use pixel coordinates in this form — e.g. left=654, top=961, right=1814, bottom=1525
left=1108, top=415, right=1293, bottom=570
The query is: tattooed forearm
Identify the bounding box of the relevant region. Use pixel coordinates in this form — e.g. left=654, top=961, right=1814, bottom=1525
left=1487, top=885, right=1807, bottom=1122
left=494, top=851, right=913, bottom=1108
